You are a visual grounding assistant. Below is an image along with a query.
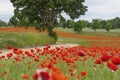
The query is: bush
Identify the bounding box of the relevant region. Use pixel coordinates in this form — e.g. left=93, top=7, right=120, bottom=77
left=0, top=19, right=7, bottom=27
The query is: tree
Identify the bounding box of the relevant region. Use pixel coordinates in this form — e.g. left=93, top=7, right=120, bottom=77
left=74, top=20, right=87, bottom=32
left=110, top=17, right=120, bottom=29
left=10, top=0, right=87, bottom=41
left=100, top=20, right=106, bottom=29
left=91, top=19, right=102, bottom=31
left=8, top=16, right=30, bottom=28
left=67, top=20, right=75, bottom=28
left=0, top=19, right=7, bottom=27
left=104, top=21, right=112, bottom=32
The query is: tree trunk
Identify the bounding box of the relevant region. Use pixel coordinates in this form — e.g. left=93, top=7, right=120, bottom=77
left=47, top=26, right=57, bottom=42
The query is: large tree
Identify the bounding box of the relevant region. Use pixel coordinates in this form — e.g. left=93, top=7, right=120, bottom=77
left=10, top=0, right=87, bottom=41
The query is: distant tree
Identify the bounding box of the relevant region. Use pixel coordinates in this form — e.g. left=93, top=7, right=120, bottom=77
left=86, top=21, right=91, bottom=27
left=8, top=16, right=19, bottom=27
left=91, top=19, right=102, bottom=31
left=100, top=20, right=106, bottom=29
left=74, top=20, right=87, bottom=32
left=10, top=0, right=87, bottom=41
left=111, top=17, right=120, bottom=29
left=67, top=20, right=75, bottom=28
left=85, top=21, right=90, bottom=27
left=0, top=19, right=7, bottom=27
left=105, top=21, right=112, bottom=32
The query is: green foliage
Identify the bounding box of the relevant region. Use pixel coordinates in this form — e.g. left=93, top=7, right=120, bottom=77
left=74, top=20, right=87, bottom=32
left=91, top=19, right=102, bottom=31
left=0, top=19, right=8, bottom=27
left=0, top=32, right=55, bottom=49
left=104, top=21, right=112, bottom=32
left=67, top=20, right=75, bottom=28
left=10, top=0, right=87, bottom=41
left=32, top=21, right=46, bottom=32
left=8, top=16, right=31, bottom=29
left=88, top=17, right=120, bottom=30
left=8, top=16, right=18, bottom=26
left=109, top=17, right=120, bottom=29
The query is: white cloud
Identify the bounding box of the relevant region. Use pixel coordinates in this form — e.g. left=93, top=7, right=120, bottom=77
left=0, top=0, right=14, bottom=15
left=81, top=0, right=120, bottom=21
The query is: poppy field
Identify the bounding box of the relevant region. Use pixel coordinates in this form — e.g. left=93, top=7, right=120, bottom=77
left=0, top=45, right=120, bottom=80
left=0, top=27, right=120, bottom=80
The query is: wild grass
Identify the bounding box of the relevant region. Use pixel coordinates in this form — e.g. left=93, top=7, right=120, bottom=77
left=0, top=32, right=55, bottom=49
left=58, top=37, right=90, bottom=46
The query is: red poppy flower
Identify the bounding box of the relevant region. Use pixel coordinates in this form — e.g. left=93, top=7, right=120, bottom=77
left=51, top=69, right=69, bottom=80
left=95, top=59, right=102, bottom=64
left=0, top=56, right=5, bottom=59
left=7, top=53, right=13, bottom=58
left=36, top=48, right=42, bottom=53
left=101, top=54, right=111, bottom=62
left=34, top=58, right=39, bottom=62
left=13, top=48, right=18, bottom=51
left=14, top=57, right=21, bottom=61
left=0, top=51, right=2, bottom=54
left=81, top=71, right=87, bottom=77
left=77, top=50, right=86, bottom=57
left=111, top=57, right=120, bottom=65
left=40, top=72, right=50, bottom=80
left=33, top=72, right=39, bottom=80
left=107, top=62, right=118, bottom=71
left=33, top=69, right=50, bottom=80
left=7, top=45, right=12, bottom=50
left=23, top=74, right=30, bottom=79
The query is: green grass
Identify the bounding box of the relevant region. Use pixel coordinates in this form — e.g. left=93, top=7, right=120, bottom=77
left=79, top=28, right=120, bottom=37
left=55, top=27, right=120, bottom=37
left=58, top=37, right=90, bottom=46
left=0, top=32, right=55, bottom=49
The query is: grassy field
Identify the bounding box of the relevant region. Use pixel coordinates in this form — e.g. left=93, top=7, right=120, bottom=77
left=55, top=27, right=120, bottom=37
left=0, top=32, right=55, bottom=49
left=56, top=27, right=120, bottom=48
left=58, top=37, right=89, bottom=46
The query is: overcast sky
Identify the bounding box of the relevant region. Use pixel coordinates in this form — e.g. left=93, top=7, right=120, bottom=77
left=0, top=0, right=120, bottom=22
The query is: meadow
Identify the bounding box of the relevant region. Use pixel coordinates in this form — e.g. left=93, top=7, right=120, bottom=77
left=0, top=27, right=120, bottom=80
left=0, top=32, right=55, bottom=49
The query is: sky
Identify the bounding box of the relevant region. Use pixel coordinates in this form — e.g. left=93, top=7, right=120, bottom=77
left=0, top=0, right=120, bottom=22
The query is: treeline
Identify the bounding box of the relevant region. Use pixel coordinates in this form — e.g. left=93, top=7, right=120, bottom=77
left=0, top=19, right=8, bottom=27
left=1, top=16, right=120, bottom=32
left=59, top=17, right=120, bottom=32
